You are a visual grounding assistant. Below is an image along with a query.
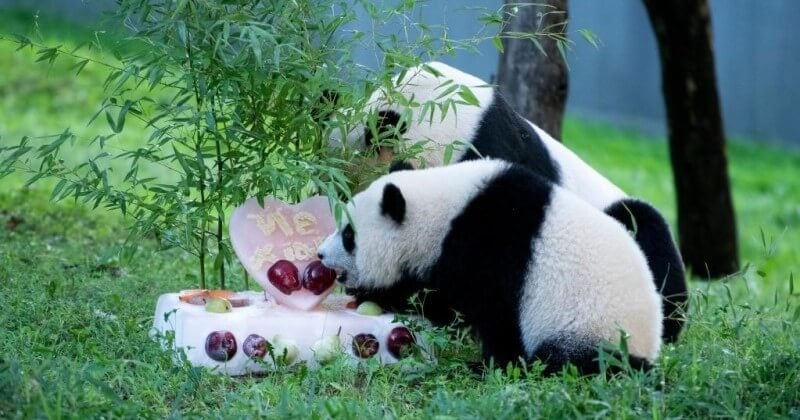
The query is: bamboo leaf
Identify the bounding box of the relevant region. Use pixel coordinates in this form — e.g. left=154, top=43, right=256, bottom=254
left=72, top=59, right=90, bottom=76
left=443, top=144, right=454, bottom=165
left=51, top=179, right=68, bottom=201
left=457, top=86, right=480, bottom=107
left=492, top=36, right=504, bottom=53
left=531, top=38, right=547, bottom=57
left=105, top=111, right=120, bottom=133
left=116, top=100, right=134, bottom=133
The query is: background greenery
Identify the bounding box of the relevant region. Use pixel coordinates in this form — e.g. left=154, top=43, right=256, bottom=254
left=1, top=8, right=798, bottom=419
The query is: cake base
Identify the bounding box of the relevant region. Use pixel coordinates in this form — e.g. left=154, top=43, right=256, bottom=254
left=151, top=291, right=424, bottom=375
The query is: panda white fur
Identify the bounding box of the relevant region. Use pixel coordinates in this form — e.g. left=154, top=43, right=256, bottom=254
left=328, top=62, right=687, bottom=343
left=318, top=159, right=663, bottom=374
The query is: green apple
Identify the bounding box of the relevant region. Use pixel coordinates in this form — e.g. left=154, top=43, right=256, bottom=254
left=356, top=301, right=383, bottom=316
left=204, top=297, right=233, bottom=313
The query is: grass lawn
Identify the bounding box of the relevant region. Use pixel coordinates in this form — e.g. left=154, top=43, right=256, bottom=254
left=1, top=9, right=799, bottom=418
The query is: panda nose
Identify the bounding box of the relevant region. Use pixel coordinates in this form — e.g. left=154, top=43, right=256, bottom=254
left=317, top=252, right=325, bottom=260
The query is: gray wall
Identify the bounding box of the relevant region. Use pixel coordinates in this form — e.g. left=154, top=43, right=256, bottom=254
left=425, top=0, right=800, bottom=146
left=5, top=0, right=799, bottom=145
left=565, top=0, right=800, bottom=146
left=0, top=0, right=115, bottom=21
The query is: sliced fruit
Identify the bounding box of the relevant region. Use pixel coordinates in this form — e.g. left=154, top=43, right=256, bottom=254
left=181, top=290, right=249, bottom=307
left=179, top=289, right=209, bottom=304
left=227, top=295, right=251, bottom=307
left=208, top=290, right=235, bottom=299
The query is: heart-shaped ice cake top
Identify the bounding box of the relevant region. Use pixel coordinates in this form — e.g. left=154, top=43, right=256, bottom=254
left=230, top=196, right=337, bottom=310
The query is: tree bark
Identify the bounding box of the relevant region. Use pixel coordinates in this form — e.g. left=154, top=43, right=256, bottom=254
left=496, top=0, right=569, bottom=140
left=642, top=0, right=739, bottom=277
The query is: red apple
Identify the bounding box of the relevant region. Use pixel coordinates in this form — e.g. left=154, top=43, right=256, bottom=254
left=352, top=333, right=379, bottom=358
left=205, top=331, right=237, bottom=362
left=386, top=326, right=416, bottom=359
left=267, top=260, right=301, bottom=295
left=302, top=260, right=337, bottom=295
left=243, top=334, right=268, bottom=359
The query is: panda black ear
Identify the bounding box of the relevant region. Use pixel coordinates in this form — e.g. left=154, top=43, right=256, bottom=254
left=312, top=89, right=340, bottom=122
left=321, top=89, right=339, bottom=105
left=365, top=110, right=407, bottom=147
left=388, top=160, right=414, bottom=173
left=380, top=183, right=406, bottom=225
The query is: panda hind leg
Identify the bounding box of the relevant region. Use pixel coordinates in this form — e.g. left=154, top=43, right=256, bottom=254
left=531, top=336, right=651, bottom=376
left=604, top=198, right=688, bottom=343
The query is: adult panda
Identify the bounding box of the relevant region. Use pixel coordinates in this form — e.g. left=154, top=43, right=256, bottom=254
left=327, top=61, right=687, bottom=343
left=317, top=159, right=663, bottom=374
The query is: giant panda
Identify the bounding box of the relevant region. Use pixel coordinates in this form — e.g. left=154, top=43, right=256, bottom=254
left=317, top=159, right=663, bottom=374
left=326, top=61, right=687, bottom=343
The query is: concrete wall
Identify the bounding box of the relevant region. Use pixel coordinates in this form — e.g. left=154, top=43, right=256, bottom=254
left=408, top=0, right=800, bottom=145
left=0, top=0, right=115, bottom=21
left=348, top=0, right=800, bottom=145
left=5, top=0, right=799, bottom=145
left=565, top=0, right=800, bottom=146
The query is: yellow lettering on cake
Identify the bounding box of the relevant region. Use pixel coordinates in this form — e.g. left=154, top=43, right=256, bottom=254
left=293, top=211, right=317, bottom=235
left=293, top=242, right=315, bottom=261
left=247, top=213, right=272, bottom=235
left=283, top=242, right=315, bottom=261
left=247, top=210, right=294, bottom=236
left=251, top=245, right=278, bottom=269
left=283, top=246, right=294, bottom=260
left=270, top=210, right=294, bottom=235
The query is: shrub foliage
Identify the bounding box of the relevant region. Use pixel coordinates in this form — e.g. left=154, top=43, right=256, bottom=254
left=0, top=0, right=562, bottom=289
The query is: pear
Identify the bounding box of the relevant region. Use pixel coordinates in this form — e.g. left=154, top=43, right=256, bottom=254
left=311, top=335, right=342, bottom=364
left=271, top=335, right=299, bottom=364
left=204, top=297, right=233, bottom=313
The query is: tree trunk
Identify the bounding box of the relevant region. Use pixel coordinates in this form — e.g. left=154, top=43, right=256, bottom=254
left=496, top=0, right=569, bottom=140
left=642, top=0, right=739, bottom=277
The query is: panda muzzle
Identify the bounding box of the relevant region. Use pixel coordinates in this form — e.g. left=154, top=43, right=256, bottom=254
left=336, top=271, right=349, bottom=284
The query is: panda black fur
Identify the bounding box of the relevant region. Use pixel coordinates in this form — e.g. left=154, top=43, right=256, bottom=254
left=318, top=160, right=663, bottom=374
left=330, top=62, right=687, bottom=343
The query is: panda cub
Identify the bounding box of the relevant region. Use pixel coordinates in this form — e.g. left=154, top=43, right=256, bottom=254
left=328, top=61, right=687, bottom=343
left=317, top=159, right=663, bottom=374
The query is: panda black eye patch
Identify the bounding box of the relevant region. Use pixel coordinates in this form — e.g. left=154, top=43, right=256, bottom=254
left=342, top=224, right=355, bottom=253
left=364, top=110, right=407, bottom=148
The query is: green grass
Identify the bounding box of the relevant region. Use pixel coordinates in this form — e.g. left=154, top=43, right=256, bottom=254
left=1, top=9, right=800, bottom=419
left=564, top=123, right=800, bottom=299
